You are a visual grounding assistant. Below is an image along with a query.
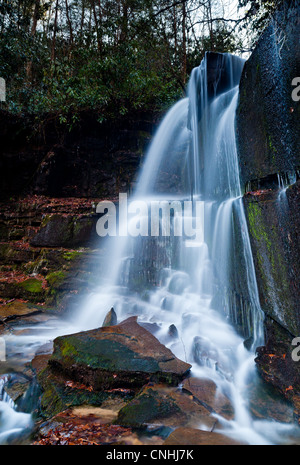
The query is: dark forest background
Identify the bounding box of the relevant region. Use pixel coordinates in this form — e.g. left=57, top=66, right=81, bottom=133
left=0, top=0, right=282, bottom=128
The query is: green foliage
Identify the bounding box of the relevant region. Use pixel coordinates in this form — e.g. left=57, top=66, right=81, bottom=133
left=0, top=0, right=249, bottom=125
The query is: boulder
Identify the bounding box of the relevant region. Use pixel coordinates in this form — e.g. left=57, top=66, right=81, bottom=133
left=116, top=383, right=215, bottom=430
left=168, top=324, right=179, bottom=339
left=102, top=308, right=117, bottom=327
left=36, top=357, right=130, bottom=419
left=47, top=316, right=191, bottom=391
left=30, top=214, right=97, bottom=248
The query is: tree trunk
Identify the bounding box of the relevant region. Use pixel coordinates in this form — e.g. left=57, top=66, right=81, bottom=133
left=51, top=0, right=60, bottom=64
left=91, top=0, right=102, bottom=53
left=120, top=0, right=128, bottom=43
left=26, top=0, right=40, bottom=82
left=65, top=0, right=74, bottom=46
left=182, top=0, right=187, bottom=84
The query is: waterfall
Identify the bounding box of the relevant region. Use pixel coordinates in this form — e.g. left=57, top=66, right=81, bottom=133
left=1, top=52, right=298, bottom=445
left=77, top=53, right=264, bottom=345
left=74, top=52, right=300, bottom=444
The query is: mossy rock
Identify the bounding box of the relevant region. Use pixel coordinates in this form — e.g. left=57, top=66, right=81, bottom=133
left=116, top=384, right=213, bottom=430
left=30, top=214, right=97, bottom=248
left=0, top=299, right=42, bottom=322
left=18, top=278, right=43, bottom=294
left=46, top=271, right=67, bottom=289
left=47, top=317, right=191, bottom=392
left=243, top=186, right=300, bottom=336
left=37, top=365, right=114, bottom=419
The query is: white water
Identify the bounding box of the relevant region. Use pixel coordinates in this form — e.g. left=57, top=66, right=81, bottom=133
left=73, top=53, right=299, bottom=444
left=1, top=52, right=299, bottom=445
left=0, top=375, right=32, bottom=444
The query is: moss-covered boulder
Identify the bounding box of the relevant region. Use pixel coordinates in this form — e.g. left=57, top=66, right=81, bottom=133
left=35, top=317, right=191, bottom=418
left=47, top=317, right=191, bottom=392
left=37, top=363, right=124, bottom=419
left=116, top=383, right=214, bottom=430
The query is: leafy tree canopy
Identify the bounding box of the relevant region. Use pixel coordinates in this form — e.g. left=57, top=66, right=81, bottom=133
left=0, top=0, right=282, bottom=127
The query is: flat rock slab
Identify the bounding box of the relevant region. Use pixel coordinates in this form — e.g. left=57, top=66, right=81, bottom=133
left=163, top=427, right=247, bottom=446
left=0, top=300, right=42, bottom=323
left=49, top=316, right=191, bottom=390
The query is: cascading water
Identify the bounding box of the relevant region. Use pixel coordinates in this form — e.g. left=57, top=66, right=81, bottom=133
left=73, top=52, right=300, bottom=444
left=0, top=375, right=32, bottom=444
left=1, top=52, right=300, bottom=445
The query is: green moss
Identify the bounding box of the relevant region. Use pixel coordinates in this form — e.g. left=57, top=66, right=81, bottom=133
left=73, top=218, right=93, bottom=235
left=18, top=278, right=43, bottom=294
left=247, top=201, right=272, bottom=250
left=38, top=369, right=67, bottom=418
left=59, top=339, right=79, bottom=359
left=46, top=270, right=67, bottom=289
left=62, top=250, right=82, bottom=261
left=245, top=198, right=291, bottom=319
left=268, top=135, right=278, bottom=167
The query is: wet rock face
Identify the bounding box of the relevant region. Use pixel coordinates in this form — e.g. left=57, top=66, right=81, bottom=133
left=0, top=197, right=111, bottom=313
left=235, top=0, right=300, bottom=409
left=205, top=52, right=245, bottom=99
left=243, top=183, right=300, bottom=336
left=236, top=2, right=300, bottom=192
